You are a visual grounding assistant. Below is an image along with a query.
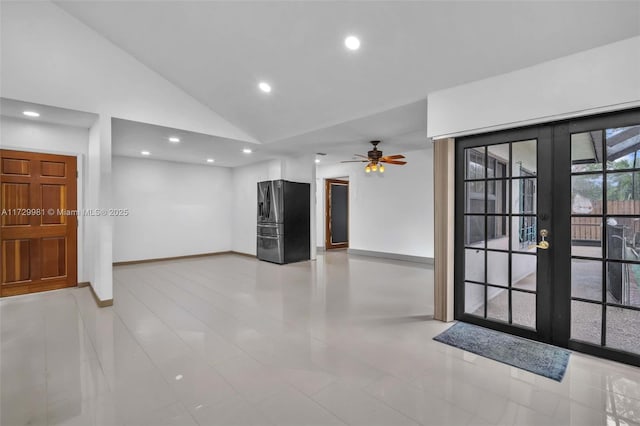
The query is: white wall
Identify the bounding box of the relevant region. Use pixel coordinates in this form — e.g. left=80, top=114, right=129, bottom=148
left=0, top=1, right=256, bottom=143
left=230, top=159, right=282, bottom=255
left=427, top=36, right=640, bottom=138
left=316, top=148, right=435, bottom=259
left=0, top=116, right=90, bottom=283
left=112, top=156, right=233, bottom=262
left=86, top=116, right=113, bottom=300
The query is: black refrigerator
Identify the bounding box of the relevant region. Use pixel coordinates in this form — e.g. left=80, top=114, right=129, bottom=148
left=257, top=180, right=310, bottom=264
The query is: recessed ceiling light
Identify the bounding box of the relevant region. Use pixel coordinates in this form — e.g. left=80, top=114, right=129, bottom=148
left=243, top=148, right=252, bottom=154
left=169, top=137, right=180, bottom=143
left=344, top=35, right=360, bottom=50
left=206, top=158, right=215, bottom=163
left=315, top=159, right=321, bottom=164
left=141, top=151, right=151, bottom=156
left=258, top=82, right=272, bottom=93
left=23, top=111, right=40, bottom=117
left=175, top=374, right=183, bottom=381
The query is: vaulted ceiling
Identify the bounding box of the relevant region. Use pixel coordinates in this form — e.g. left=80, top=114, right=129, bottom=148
left=55, top=0, right=640, bottom=152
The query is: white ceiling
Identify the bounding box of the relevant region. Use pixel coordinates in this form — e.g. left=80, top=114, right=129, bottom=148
left=0, top=98, right=97, bottom=128
left=55, top=0, right=640, bottom=147
left=111, top=118, right=276, bottom=168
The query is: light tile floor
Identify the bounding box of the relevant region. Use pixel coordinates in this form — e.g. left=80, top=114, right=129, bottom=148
left=2, top=252, right=640, bottom=425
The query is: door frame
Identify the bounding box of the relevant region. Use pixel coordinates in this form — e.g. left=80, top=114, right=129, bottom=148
left=325, top=178, right=349, bottom=250
left=454, top=107, right=640, bottom=367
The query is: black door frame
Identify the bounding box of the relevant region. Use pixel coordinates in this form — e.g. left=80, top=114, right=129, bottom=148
left=455, top=107, right=640, bottom=367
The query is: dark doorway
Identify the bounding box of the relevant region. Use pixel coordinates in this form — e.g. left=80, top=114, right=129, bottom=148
left=325, top=178, right=349, bottom=249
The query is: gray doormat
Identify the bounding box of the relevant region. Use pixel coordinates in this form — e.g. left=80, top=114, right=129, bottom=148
left=434, top=322, right=570, bottom=382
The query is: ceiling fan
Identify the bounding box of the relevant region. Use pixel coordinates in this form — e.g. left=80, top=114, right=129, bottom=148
left=341, top=141, right=406, bottom=173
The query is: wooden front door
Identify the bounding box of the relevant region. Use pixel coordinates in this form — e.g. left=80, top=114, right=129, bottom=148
left=325, top=179, right=349, bottom=249
left=1, top=150, right=77, bottom=296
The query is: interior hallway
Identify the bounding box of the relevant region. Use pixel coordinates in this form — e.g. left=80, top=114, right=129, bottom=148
left=2, top=252, right=639, bottom=425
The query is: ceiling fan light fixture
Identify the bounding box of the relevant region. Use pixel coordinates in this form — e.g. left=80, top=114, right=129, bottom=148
left=371, top=164, right=377, bottom=172
left=365, top=165, right=371, bottom=173
left=379, top=165, right=385, bottom=173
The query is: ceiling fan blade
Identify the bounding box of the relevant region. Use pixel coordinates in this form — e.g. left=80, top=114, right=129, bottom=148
left=340, top=160, right=369, bottom=163
left=353, top=154, right=369, bottom=159
left=382, top=154, right=405, bottom=160
left=380, top=160, right=407, bottom=165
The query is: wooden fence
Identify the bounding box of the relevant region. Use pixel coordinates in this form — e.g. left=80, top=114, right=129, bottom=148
left=572, top=200, right=640, bottom=242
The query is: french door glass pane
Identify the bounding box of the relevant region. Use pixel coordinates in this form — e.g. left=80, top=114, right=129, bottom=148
left=487, top=143, right=510, bottom=177
left=487, top=216, right=508, bottom=250
left=487, top=251, right=509, bottom=287
left=465, top=216, right=485, bottom=247
left=571, top=130, right=603, bottom=173
left=512, top=291, right=535, bottom=329
left=464, top=249, right=485, bottom=282
left=487, top=286, right=508, bottom=322
left=511, top=253, right=536, bottom=291
left=465, top=147, right=486, bottom=179
left=513, top=178, right=537, bottom=214
left=465, top=182, right=485, bottom=213
left=571, top=217, right=602, bottom=258
left=606, top=306, right=640, bottom=354
left=606, top=125, right=640, bottom=170
left=606, top=172, right=640, bottom=215
left=571, top=301, right=602, bottom=345
left=511, top=217, right=536, bottom=253
left=605, top=218, right=640, bottom=261
left=605, top=262, right=640, bottom=308
left=512, top=140, right=537, bottom=176
left=487, top=180, right=509, bottom=214
left=465, top=282, right=485, bottom=315
left=571, top=174, right=603, bottom=214
left=571, top=259, right=602, bottom=302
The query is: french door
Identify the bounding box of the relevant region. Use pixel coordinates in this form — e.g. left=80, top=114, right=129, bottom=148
left=455, top=108, right=640, bottom=366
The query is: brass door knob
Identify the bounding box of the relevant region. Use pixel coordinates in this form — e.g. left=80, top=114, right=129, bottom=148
left=530, top=229, right=550, bottom=250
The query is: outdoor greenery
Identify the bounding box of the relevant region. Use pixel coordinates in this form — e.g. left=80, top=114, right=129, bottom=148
left=572, top=158, right=640, bottom=202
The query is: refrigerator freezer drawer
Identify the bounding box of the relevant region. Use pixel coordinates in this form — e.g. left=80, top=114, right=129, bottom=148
left=257, top=223, right=284, bottom=237
left=257, top=235, right=284, bottom=264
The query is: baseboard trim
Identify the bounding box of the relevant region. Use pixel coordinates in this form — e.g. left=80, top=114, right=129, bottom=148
left=80, top=281, right=113, bottom=308
left=230, top=251, right=257, bottom=259
left=113, top=251, right=237, bottom=266
left=347, top=248, right=434, bottom=265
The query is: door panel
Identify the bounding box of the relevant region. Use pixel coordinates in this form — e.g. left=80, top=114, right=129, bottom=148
left=325, top=179, right=349, bottom=249
left=456, top=126, right=552, bottom=342
left=456, top=108, right=640, bottom=367
left=2, top=183, right=30, bottom=225
left=2, top=239, right=31, bottom=283
left=0, top=150, right=77, bottom=297
left=1, top=158, right=30, bottom=175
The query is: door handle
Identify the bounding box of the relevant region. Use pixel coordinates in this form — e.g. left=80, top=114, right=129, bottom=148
left=530, top=229, right=550, bottom=250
